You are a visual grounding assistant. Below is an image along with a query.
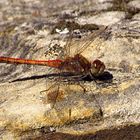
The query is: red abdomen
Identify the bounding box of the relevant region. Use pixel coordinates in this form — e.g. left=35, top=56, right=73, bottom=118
left=0, top=57, right=63, bottom=68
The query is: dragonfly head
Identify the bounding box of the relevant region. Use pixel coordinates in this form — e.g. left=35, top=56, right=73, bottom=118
left=90, top=59, right=105, bottom=77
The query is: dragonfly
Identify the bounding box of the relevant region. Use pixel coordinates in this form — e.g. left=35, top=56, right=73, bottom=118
left=0, top=25, right=107, bottom=112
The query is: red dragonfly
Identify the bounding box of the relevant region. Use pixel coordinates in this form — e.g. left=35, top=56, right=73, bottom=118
left=0, top=25, right=107, bottom=109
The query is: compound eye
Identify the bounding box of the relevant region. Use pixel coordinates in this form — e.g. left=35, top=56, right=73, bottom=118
left=93, top=59, right=101, bottom=67
left=91, top=59, right=105, bottom=76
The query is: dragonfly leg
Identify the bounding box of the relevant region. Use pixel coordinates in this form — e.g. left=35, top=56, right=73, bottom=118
left=66, top=79, right=87, bottom=93
left=40, top=81, right=58, bottom=94
left=40, top=89, right=48, bottom=94
left=92, top=93, right=103, bottom=117
left=48, top=89, right=59, bottom=108
left=70, top=80, right=103, bottom=117
left=77, top=82, right=86, bottom=93
left=40, top=80, right=61, bottom=108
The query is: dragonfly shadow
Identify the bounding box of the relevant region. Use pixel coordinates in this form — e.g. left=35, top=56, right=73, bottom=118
left=82, top=71, right=113, bottom=82
left=10, top=71, right=113, bottom=83
left=10, top=72, right=80, bottom=83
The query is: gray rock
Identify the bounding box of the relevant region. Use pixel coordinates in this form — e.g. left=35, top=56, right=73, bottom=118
left=0, top=0, right=140, bottom=139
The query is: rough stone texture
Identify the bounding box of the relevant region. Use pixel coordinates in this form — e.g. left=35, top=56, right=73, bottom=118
left=128, top=0, right=140, bottom=10
left=133, top=13, right=140, bottom=20
left=0, top=0, right=140, bottom=139
left=77, top=11, right=126, bottom=26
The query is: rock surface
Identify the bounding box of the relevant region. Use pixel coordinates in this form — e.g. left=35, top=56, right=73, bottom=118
left=0, top=0, right=140, bottom=139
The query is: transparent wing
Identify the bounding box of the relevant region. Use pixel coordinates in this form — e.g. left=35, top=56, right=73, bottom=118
left=63, top=32, right=73, bottom=58
left=76, top=25, right=107, bottom=55
left=40, top=67, right=61, bottom=108
left=66, top=25, right=107, bottom=57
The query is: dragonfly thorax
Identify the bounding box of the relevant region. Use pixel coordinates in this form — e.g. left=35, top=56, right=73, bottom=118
left=59, top=54, right=105, bottom=78
left=59, top=54, right=91, bottom=74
